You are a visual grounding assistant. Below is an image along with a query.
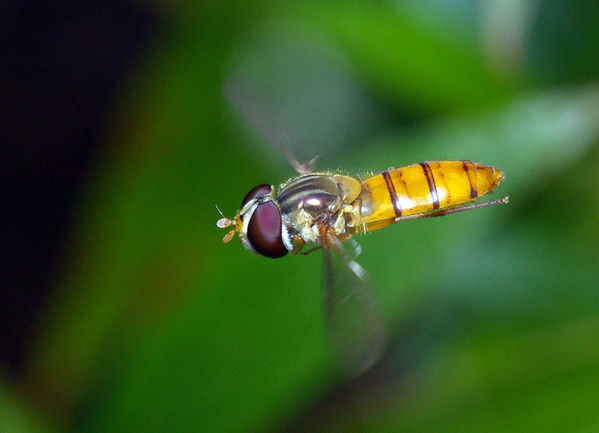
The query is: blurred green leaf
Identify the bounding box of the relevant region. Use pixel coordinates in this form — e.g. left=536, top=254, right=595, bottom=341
left=287, top=1, right=515, bottom=112
left=352, top=316, right=599, bottom=433
left=0, top=379, right=51, bottom=433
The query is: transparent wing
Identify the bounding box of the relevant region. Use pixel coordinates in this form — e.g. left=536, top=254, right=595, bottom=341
left=322, top=229, right=387, bottom=376
left=224, top=77, right=314, bottom=175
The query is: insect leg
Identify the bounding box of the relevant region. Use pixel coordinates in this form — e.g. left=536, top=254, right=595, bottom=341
left=393, top=196, right=509, bottom=222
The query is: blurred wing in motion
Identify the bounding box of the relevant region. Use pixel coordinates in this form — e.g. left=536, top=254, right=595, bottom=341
left=223, top=27, right=392, bottom=174
left=224, top=78, right=314, bottom=175
left=321, top=228, right=387, bottom=375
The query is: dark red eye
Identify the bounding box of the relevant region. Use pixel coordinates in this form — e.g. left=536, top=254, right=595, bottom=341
left=247, top=201, right=288, bottom=258
left=241, top=184, right=272, bottom=207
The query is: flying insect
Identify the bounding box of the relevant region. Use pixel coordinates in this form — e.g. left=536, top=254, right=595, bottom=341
left=217, top=157, right=508, bottom=373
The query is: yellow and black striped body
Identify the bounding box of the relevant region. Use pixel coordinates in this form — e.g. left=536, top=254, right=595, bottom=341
left=218, top=160, right=505, bottom=255
left=351, top=161, right=504, bottom=233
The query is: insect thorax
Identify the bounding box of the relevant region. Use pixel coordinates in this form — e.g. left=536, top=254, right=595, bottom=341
left=277, top=174, right=349, bottom=244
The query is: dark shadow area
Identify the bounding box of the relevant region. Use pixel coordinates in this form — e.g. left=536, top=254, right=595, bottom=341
left=0, top=0, right=157, bottom=373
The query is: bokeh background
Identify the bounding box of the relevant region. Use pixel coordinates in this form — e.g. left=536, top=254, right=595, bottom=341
left=3, top=1, right=599, bottom=432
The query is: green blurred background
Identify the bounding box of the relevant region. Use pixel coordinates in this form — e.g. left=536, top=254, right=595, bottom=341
left=3, top=1, right=599, bottom=432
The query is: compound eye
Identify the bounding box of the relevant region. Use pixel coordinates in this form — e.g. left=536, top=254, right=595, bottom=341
left=241, top=184, right=272, bottom=207
left=247, top=201, right=288, bottom=258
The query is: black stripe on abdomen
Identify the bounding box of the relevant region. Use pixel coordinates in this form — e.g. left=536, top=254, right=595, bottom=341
left=462, top=161, right=478, bottom=199
left=382, top=171, right=402, bottom=217
left=420, top=162, right=440, bottom=209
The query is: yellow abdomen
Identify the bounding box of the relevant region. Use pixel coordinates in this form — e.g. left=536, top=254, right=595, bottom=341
left=354, top=160, right=503, bottom=231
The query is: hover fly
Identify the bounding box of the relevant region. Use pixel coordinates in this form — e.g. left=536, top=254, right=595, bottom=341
left=217, top=157, right=508, bottom=374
